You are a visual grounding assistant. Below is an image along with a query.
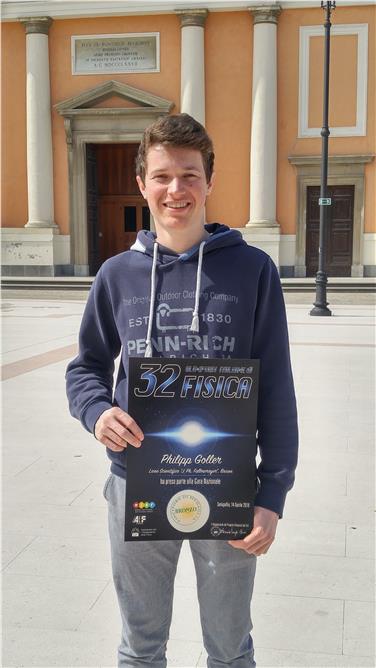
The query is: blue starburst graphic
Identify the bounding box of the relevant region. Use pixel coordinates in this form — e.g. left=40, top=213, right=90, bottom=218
left=148, top=419, right=238, bottom=447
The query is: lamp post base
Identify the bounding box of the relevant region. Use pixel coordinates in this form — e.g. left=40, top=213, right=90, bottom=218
left=310, top=271, right=332, bottom=316
left=310, top=304, right=332, bottom=316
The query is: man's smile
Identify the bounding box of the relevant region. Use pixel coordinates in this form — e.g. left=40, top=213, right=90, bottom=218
left=163, top=201, right=190, bottom=210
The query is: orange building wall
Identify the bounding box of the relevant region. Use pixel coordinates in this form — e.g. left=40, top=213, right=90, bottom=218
left=309, top=35, right=358, bottom=128
left=278, top=5, right=375, bottom=235
left=1, top=22, right=27, bottom=228
left=205, top=11, right=252, bottom=227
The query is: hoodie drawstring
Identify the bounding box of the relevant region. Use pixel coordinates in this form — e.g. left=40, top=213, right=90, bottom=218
left=145, top=241, right=158, bottom=358
left=144, top=239, right=206, bottom=357
left=190, top=240, right=205, bottom=333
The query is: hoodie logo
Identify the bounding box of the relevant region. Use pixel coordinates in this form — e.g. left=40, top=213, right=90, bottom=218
left=156, top=303, right=193, bottom=332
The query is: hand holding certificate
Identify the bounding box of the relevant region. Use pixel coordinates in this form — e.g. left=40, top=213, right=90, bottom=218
left=125, top=358, right=259, bottom=541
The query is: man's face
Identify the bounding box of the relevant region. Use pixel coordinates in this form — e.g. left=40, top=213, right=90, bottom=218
left=136, top=144, right=213, bottom=241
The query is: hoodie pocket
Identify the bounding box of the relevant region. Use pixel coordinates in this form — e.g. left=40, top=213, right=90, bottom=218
left=103, top=473, right=114, bottom=501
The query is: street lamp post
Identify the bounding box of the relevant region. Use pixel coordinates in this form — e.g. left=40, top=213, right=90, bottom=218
left=310, top=0, right=336, bottom=317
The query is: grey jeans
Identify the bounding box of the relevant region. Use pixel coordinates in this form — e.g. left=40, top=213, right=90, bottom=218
left=104, top=473, right=257, bottom=668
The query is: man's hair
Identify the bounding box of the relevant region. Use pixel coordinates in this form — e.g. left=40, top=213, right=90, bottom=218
left=136, top=113, right=214, bottom=184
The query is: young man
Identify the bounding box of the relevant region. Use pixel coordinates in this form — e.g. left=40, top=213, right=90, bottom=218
left=66, top=113, right=298, bottom=668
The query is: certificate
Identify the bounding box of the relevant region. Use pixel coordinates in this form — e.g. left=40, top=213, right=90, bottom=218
left=125, top=358, right=259, bottom=541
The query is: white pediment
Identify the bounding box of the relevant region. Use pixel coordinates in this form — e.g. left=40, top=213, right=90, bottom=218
left=55, top=80, right=174, bottom=115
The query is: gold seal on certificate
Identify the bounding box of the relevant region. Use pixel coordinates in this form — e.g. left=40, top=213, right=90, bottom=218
left=166, top=490, right=210, bottom=533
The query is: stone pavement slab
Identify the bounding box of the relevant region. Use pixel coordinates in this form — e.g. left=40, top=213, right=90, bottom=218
left=239, top=649, right=375, bottom=667
left=4, top=534, right=112, bottom=581
left=2, top=502, right=108, bottom=540
left=2, top=532, right=37, bottom=569
left=346, top=524, right=375, bottom=559
left=252, top=593, right=344, bottom=655
left=3, top=626, right=118, bottom=667
left=270, top=518, right=346, bottom=557
left=343, top=600, right=375, bottom=657
left=2, top=572, right=109, bottom=632
left=254, top=551, right=374, bottom=601
left=1, top=298, right=375, bottom=667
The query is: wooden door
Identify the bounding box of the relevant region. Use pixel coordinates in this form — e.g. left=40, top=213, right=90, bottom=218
left=98, top=196, right=150, bottom=263
left=86, top=143, right=150, bottom=273
left=306, top=185, right=354, bottom=277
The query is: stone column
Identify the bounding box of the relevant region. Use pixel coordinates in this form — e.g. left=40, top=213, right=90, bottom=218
left=176, top=9, right=208, bottom=125
left=20, top=17, right=57, bottom=228
left=244, top=6, right=281, bottom=266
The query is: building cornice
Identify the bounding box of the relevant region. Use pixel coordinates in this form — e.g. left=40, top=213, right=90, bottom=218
left=2, top=0, right=374, bottom=21
left=288, top=154, right=375, bottom=166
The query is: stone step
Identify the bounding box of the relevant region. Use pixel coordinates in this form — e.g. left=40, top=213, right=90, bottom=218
left=1, top=276, right=375, bottom=293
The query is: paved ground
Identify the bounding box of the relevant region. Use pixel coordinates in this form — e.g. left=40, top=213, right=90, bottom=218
left=1, top=296, right=375, bottom=668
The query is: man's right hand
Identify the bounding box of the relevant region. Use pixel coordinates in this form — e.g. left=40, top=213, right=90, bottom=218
left=94, top=407, right=144, bottom=452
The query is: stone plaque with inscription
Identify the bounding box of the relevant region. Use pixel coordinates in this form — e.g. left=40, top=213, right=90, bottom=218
left=72, top=33, right=160, bottom=75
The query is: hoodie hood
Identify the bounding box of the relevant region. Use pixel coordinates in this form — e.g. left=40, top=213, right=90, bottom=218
left=130, top=223, right=245, bottom=264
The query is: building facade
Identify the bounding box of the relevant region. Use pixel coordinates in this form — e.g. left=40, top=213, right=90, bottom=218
left=1, top=0, right=375, bottom=277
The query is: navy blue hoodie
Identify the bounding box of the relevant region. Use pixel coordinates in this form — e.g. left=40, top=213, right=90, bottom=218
left=66, top=223, right=298, bottom=516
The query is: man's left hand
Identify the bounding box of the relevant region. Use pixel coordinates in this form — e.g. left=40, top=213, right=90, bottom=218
left=228, top=506, right=279, bottom=556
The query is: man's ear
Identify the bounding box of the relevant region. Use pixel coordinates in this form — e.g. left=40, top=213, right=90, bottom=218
left=136, top=175, right=147, bottom=199
left=206, top=171, right=215, bottom=196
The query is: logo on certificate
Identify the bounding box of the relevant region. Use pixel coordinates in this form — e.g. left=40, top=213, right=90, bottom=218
left=166, top=490, right=210, bottom=533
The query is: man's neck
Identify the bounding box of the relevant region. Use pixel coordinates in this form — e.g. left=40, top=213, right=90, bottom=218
left=156, top=228, right=209, bottom=254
